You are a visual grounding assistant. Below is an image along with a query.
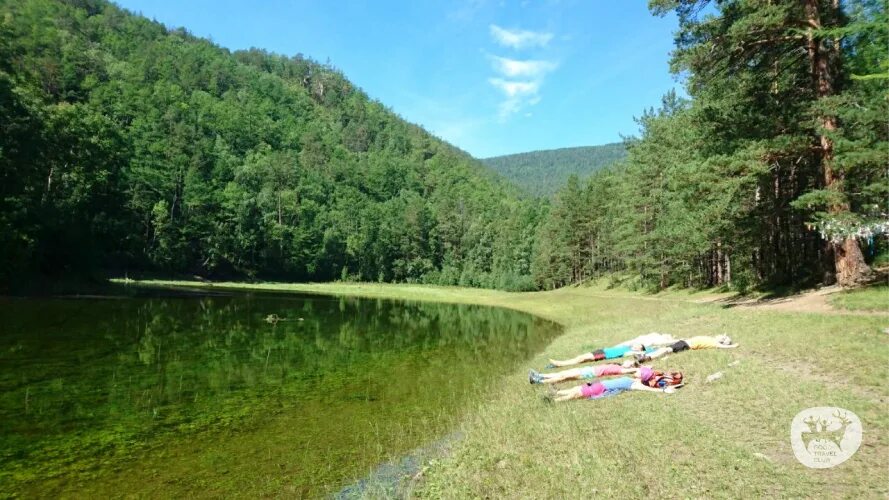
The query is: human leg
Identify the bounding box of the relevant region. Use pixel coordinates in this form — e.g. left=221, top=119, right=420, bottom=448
left=547, top=349, right=604, bottom=368
left=538, top=367, right=591, bottom=384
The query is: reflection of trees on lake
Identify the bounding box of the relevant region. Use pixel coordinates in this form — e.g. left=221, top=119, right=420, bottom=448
left=0, top=294, right=559, bottom=489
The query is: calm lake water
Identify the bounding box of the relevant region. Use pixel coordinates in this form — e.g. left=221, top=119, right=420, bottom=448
left=0, top=286, right=560, bottom=497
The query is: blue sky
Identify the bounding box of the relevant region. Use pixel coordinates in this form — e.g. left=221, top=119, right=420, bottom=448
left=115, top=0, right=683, bottom=158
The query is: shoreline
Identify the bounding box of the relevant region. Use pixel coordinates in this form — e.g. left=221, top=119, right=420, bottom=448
left=113, top=279, right=889, bottom=497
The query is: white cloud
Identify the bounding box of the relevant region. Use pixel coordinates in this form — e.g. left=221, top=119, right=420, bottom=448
left=488, top=78, right=539, bottom=97
left=489, top=24, right=553, bottom=49
left=488, top=78, right=545, bottom=121
left=496, top=97, right=522, bottom=120
left=486, top=55, right=555, bottom=120
left=489, top=55, right=557, bottom=78
left=485, top=27, right=557, bottom=120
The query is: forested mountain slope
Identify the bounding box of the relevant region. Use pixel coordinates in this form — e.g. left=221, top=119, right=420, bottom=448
left=1, top=0, right=883, bottom=294
left=482, top=143, right=626, bottom=197
left=0, top=0, right=541, bottom=291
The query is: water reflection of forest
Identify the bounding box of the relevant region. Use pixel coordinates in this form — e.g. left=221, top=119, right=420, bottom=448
left=0, top=293, right=560, bottom=493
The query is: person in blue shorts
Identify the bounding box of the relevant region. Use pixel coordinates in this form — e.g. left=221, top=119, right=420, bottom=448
left=547, top=373, right=684, bottom=402
left=546, top=343, right=657, bottom=368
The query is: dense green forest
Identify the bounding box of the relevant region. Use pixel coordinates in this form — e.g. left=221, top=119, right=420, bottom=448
left=0, top=0, right=543, bottom=292
left=1, top=0, right=885, bottom=294
left=532, top=0, right=887, bottom=291
left=482, top=143, right=626, bottom=197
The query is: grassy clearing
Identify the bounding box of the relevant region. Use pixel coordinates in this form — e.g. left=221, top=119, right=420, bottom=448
left=121, top=280, right=889, bottom=497
left=829, top=283, right=889, bottom=312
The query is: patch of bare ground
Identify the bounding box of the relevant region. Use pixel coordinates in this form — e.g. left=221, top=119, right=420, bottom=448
left=701, top=285, right=888, bottom=316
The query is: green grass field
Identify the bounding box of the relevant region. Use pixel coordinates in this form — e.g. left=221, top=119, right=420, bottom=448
left=830, top=283, right=889, bottom=312
left=119, top=280, right=889, bottom=498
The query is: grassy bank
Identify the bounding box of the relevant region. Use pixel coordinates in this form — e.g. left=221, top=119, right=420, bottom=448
left=120, top=280, right=889, bottom=497
left=829, top=283, right=889, bottom=312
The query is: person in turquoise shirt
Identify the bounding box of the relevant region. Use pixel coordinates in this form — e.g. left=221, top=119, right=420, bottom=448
left=546, top=343, right=657, bottom=368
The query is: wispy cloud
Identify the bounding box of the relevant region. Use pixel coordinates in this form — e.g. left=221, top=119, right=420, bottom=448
left=488, top=78, right=544, bottom=120
left=486, top=55, right=557, bottom=120
left=488, top=55, right=557, bottom=78
left=488, top=78, right=540, bottom=97
left=485, top=25, right=558, bottom=120
left=489, top=24, right=553, bottom=49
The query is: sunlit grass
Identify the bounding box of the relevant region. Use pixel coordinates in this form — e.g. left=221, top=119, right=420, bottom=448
left=829, top=283, right=889, bottom=312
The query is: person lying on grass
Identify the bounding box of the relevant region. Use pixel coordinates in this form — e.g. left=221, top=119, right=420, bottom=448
left=622, top=334, right=738, bottom=367
left=546, top=343, right=658, bottom=368
left=545, top=372, right=684, bottom=402
left=529, top=363, right=681, bottom=387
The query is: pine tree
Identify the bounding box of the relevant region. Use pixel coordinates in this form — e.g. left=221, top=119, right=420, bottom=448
left=649, top=0, right=884, bottom=286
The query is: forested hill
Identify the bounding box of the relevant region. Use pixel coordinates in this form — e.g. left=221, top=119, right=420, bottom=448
left=2, top=0, right=884, bottom=295
left=0, top=0, right=542, bottom=291
left=482, top=143, right=626, bottom=197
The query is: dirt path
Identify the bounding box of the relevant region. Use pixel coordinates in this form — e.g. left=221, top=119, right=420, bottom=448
left=697, top=285, right=888, bottom=316
left=729, top=286, right=841, bottom=313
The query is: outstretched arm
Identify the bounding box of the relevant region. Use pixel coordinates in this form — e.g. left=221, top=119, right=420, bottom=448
left=630, top=381, right=677, bottom=394
left=642, top=346, right=672, bottom=361
left=716, top=344, right=739, bottom=349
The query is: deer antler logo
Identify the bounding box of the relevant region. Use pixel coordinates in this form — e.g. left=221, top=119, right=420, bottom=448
left=791, top=407, right=862, bottom=469
left=799, top=410, right=853, bottom=453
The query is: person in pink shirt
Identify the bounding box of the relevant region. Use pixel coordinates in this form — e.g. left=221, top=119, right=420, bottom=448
left=546, top=370, right=685, bottom=402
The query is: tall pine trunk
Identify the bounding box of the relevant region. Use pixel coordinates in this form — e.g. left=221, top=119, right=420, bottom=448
left=805, top=0, right=870, bottom=286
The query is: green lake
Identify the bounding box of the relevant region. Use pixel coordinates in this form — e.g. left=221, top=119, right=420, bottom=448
left=0, top=286, right=560, bottom=497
